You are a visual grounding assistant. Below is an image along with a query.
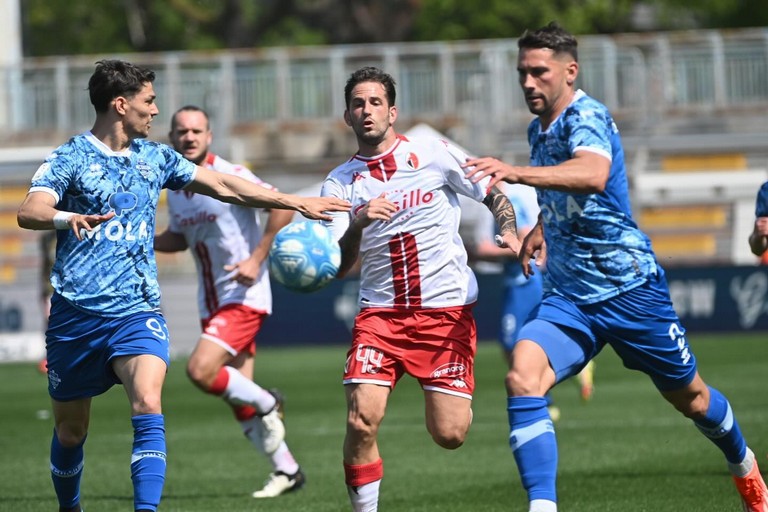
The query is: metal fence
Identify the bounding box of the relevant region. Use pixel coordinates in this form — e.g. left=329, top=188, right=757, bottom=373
left=1, top=28, right=766, bottom=155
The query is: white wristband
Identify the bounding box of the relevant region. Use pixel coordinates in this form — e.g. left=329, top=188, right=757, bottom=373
left=53, top=211, right=75, bottom=230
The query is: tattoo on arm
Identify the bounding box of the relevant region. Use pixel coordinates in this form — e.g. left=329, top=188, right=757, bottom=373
left=483, top=186, right=517, bottom=238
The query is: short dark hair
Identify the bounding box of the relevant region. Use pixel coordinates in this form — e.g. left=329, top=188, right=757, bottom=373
left=170, top=105, right=210, bottom=131
left=344, top=66, right=397, bottom=108
left=88, top=59, right=156, bottom=113
left=518, top=22, right=578, bottom=62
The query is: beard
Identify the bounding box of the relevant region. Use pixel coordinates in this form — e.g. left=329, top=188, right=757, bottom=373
left=357, top=127, right=388, bottom=147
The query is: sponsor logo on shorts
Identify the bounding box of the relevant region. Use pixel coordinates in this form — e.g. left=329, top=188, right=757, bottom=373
left=450, top=378, right=468, bottom=389
left=431, top=362, right=467, bottom=379
left=48, top=369, right=61, bottom=389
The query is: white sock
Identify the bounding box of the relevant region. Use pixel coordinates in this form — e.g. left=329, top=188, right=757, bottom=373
left=729, top=447, right=755, bottom=478
left=221, top=366, right=276, bottom=413
left=530, top=498, right=557, bottom=512
left=347, top=480, right=380, bottom=512
left=271, top=442, right=299, bottom=475
left=240, top=420, right=299, bottom=474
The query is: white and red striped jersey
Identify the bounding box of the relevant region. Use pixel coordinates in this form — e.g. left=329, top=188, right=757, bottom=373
left=167, top=153, right=275, bottom=318
left=321, top=134, right=491, bottom=309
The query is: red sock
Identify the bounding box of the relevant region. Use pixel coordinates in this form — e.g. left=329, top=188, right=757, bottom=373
left=207, top=367, right=229, bottom=395
left=344, top=458, right=383, bottom=486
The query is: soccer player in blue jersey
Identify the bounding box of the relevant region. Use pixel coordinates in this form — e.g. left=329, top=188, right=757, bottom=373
left=748, top=181, right=768, bottom=262
left=464, top=22, right=767, bottom=512
left=16, top=59, right=349, bottom=512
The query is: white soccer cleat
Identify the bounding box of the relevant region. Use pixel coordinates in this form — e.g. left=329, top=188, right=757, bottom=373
left=252, top=469, right=306, bottom=498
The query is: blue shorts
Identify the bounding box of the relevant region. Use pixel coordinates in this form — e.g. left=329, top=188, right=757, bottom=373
left=517, top=269, right=697, bottom=391
left=45, top=294, right=171, bottom=401
left=499, top=271, right=543, bottom=352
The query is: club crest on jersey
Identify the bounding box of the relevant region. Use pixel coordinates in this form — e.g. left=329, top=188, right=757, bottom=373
left=406, top=152, right=419, bottom=170
left=136, top=160, right=155, bottom=179
left=108, top=185, right=138, bottom=216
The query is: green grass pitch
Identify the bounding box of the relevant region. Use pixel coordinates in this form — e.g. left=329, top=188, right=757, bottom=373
left=0, top=333, right=765, bottom=511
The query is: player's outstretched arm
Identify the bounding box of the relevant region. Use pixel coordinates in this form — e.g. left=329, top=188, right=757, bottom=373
left=186, top=166, right=350, bottom=221
left=18, top=191, right=116, bottom=241
left=464, top=152, right=610, bottom=194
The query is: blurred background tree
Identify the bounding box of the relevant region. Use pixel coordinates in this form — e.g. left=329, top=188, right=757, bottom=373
left=21, top=0, right=768, bottom=57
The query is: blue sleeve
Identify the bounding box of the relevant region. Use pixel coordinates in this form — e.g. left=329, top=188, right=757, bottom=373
left=756, top=182, right=768, bottom=217
left=157, top=143, right=196, bottom=191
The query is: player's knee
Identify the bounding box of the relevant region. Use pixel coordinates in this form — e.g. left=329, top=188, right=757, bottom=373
left=131, top=391, right=162, bottom=415
left=662, top=382, right=709, bottom=419
left=670, top=391, right=709, bottom=419
left=505, top=368, right=541, bottom=396
left=429, top=425, right=467, bottom=450
left=346, top=410, right=381, bottom=441
left=55, top=424, right=87, bottom=447
left=185, top=359, right=216, bottom=390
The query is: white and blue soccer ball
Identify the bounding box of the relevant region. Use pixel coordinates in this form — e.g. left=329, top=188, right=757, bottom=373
left=268, top=221, right=341, bottom=293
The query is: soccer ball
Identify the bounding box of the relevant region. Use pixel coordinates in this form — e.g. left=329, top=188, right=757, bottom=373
left=268, top=221, right=341, bottom=293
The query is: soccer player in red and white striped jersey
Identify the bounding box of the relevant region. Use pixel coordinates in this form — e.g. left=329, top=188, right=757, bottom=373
left=321, top=67, right=521, bottom=511
left=155, top=106, right=305, bottom=499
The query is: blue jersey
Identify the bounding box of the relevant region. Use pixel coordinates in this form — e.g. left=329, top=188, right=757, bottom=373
left=529, top=90, right=657, bottom=305
left=755, top=181, right=768, bottom=217
left=29, top=132, right=196, bottom=316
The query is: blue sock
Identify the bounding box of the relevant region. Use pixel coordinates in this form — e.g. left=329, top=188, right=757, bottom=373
left=50, top=430, right=85, bottom=508
left=131, top=414, right=167, bottom=512
left=508, top=396, right=558, bottom=502
left=693, top=386, right=747, bottom=464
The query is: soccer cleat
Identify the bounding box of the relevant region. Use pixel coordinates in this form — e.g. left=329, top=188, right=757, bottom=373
left=733, top=459, right=768, bottom=512
left=252, top=468, right=306, bottom=498
left=547, top=405, right=561, bottom=423
left=577, top=360, right=595, bottom=402
left=259, top=390, right=286, bottom=454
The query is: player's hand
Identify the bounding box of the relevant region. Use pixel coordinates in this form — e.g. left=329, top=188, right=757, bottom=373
left=224, top=256, right=262, bottom=286
left=298, top=197, right=351, bottom=221
left=756, top=217, right=768, bottom=236
left=520, top=223, right=545, bottom=278
left=69, top=212, right=116, bottom=241
left=354, top=193, right=398, bottom=228
left=494, top=232, right=522, bottom=258
left=463, top=157, right=519, bottom=189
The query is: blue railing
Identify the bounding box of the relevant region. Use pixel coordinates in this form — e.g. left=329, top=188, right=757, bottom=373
left=1, top=28, right=765, bottom=154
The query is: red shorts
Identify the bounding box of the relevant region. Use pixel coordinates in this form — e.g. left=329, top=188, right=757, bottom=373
left=200, top=303, right=267, bottom=356
left=343, top=306, right=477, bottom=398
